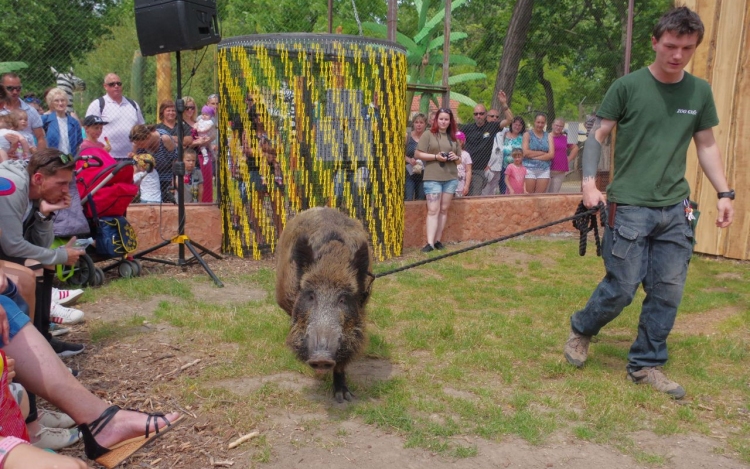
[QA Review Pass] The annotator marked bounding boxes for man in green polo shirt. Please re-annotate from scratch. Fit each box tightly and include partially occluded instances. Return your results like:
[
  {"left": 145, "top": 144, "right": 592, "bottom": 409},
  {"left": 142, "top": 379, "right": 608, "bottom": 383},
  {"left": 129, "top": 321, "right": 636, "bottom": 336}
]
[{"left": 563, "top": 6, "right": 734, "bottom": 399}]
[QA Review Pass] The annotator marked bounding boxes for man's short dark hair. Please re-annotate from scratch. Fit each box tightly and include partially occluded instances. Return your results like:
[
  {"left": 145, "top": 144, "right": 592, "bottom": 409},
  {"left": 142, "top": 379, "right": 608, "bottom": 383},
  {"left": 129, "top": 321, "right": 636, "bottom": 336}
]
[
  {"left": 653, "top": 6, "right": 704, "bottom": 45},
  {"left": 27, "top": 148, "right": 75, "bottom": 177}
]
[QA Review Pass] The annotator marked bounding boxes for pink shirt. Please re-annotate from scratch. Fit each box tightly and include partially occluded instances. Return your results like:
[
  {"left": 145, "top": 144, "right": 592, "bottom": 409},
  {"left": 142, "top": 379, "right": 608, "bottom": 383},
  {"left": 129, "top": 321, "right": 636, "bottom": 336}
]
[
  {"left": 551, "top": 134, "right": 575, "bottom": 172},
  {"left": 505, "top": 163, "right": 526, "bottom": 194}
]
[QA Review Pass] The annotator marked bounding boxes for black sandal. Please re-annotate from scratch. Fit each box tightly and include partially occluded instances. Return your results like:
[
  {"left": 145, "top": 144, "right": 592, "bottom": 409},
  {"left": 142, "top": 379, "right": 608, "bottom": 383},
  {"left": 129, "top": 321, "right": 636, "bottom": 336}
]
[{"left": 78, "top": 405, "right": 181, "bottom": 469}]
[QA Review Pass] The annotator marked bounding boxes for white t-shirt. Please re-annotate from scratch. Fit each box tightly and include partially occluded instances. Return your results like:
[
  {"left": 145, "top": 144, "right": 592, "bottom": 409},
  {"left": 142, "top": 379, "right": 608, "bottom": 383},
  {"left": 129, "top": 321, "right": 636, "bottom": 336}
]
[
  {"left": 134, "top": 169, "right": 161, "bottom": 203},
  {"left": 57, "top": 116, "right": 70, "bottom": 154},
  {"left": 85, "top": 95, "right": 145, "bottom": 159}
]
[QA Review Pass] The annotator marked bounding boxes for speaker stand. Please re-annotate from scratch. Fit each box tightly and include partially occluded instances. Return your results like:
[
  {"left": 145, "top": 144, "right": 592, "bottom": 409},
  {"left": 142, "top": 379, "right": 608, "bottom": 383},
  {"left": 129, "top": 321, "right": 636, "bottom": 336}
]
[{"left": 133, "top": 50, "right": 224, "bottom": 287}]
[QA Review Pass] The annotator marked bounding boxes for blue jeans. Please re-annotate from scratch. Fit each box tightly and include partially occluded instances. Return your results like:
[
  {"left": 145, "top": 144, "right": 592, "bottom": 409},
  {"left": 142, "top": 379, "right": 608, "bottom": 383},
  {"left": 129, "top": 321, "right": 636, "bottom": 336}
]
[{"left": 570, "top": 202, "right": 694, "bottom": 370}]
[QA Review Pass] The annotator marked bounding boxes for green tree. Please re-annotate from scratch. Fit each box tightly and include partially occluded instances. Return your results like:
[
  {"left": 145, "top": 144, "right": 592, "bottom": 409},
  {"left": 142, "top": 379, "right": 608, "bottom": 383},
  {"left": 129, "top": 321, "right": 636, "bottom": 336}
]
[{"left": 363, "top": 0, "right": 486, "bottom": 117}]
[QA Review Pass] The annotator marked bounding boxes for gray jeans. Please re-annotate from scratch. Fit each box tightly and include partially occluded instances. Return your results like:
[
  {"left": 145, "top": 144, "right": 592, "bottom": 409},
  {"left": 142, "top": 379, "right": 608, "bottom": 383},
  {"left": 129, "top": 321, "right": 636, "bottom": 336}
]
[{"left": 570, "top": 202, "right": 694, "bottom": 370}]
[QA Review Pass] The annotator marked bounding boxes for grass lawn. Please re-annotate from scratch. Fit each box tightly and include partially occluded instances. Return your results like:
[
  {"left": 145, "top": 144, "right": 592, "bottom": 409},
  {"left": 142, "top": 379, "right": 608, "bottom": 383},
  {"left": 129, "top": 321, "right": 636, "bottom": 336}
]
[{"left": 82, "top": 236, "right": 750, "bottom": 464}]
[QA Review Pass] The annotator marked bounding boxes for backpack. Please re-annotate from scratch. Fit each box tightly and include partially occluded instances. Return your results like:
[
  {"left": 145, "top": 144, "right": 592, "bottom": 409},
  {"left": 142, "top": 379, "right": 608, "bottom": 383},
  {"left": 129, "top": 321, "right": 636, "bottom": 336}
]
[{"left": 98, "top": 96, "right": 140, "bottom": 115}]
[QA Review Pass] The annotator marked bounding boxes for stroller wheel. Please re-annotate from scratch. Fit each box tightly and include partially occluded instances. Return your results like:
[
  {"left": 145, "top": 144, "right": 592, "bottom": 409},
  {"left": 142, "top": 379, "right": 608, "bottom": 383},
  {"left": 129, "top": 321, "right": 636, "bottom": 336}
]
[
  {"left": 131, "top": 259, "right": 143, "bottom": 277},
  {"left": 92, "top": 267, "right": 105, "bottom": 287},
  {"left": 65, "top": 254, "right": 94, "bottom": 287},
  {"left": 118, "top": 260, "right": 136, "bottom": 279}
]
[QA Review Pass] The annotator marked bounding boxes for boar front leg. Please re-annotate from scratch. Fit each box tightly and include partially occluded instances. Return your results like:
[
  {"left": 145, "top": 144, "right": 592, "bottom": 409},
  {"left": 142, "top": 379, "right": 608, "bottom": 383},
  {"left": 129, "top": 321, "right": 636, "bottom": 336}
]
[{"left": 333, "top": 365, "right": 353, "bottom": 403}]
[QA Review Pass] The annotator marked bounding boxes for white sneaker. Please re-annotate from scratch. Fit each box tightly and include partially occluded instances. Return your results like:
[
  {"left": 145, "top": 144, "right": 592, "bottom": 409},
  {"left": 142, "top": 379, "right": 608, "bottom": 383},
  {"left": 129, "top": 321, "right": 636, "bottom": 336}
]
[
  {"left": 51, "top": 287, "right": 84, "bottom": 306},
  {"left": 38, "top": 409, "right": 76, "bottom": 428},
  {"left": 50, "top": 303, "right": 85, "bottom": 325},
  {"left": 31, "top": 426, "right": 81, "bottom": 450}
]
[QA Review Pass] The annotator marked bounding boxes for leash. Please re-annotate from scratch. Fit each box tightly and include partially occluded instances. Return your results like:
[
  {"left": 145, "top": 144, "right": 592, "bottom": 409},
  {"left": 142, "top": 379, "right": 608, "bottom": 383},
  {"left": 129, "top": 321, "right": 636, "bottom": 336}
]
[{"left": 374, "top": 202, "right": 604, "bottom": 279}]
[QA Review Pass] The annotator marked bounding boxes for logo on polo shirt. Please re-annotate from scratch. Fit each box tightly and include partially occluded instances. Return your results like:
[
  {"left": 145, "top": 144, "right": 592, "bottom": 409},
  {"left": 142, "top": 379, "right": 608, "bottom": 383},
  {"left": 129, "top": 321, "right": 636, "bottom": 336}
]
[
  {"left": 676, "top": 109, "right": 697, "bottom": 115},
  {"left": 0, "top": 177, "right": 16, "bottom": 196}
]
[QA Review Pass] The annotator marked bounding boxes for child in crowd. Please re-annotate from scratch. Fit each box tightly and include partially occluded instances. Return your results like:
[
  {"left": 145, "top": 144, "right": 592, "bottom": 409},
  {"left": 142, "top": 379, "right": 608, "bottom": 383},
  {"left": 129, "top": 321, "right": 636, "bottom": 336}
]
[
  {"left": 79, "top": 115, "right": 109, "bottom": 152},
  {"left": 504, "top": 147, "right": 527, "bottom": 195},
  {"left": 454, "top": 131, "right": 473, "bottom": 197},
  {"left": 0, "top": 113, "right": 32, "bottom": 161},
  {"left": 177, "top": 148, "right": 203, "bottom": 203},
  {"left": 194, "top": 106, "right": 216, "bottom": 165},
  {"left": 11, "top": 110, "right": 36, "bottom": 156}
]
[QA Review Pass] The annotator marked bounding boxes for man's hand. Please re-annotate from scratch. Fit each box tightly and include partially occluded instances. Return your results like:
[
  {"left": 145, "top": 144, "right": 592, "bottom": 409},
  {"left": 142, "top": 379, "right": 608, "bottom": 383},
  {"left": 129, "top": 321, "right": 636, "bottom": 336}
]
[
  {"left": 582, "top": 182, "right": 606, "bottom": 209},
  {"left": 63, "top": 237, "right": 83, "bottom": 266},
  {"left": 497, "top": 90, "right": 508, "bottom": 106},
  {"left": 716, "top": 198, "right": 734, "bottom": 228},
  {"left": 39, "top": 193, "right": 72, "bottom": 215}
]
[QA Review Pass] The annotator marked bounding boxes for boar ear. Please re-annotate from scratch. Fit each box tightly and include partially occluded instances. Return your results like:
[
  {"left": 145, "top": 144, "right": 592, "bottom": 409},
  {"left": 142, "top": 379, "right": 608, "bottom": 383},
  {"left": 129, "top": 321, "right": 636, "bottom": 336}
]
[
  {"left": 352, "top": 242, "right": 373, "bottom": 304},
  {"left": 293, "top": 236, "right": 314, "bottom": 279}
]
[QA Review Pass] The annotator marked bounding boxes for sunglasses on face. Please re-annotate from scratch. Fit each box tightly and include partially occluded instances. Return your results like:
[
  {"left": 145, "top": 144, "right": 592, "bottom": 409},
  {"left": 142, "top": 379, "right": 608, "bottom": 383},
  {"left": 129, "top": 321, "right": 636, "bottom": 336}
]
[
  {"left": 5, "top": 86, "right": 22, "bottom": 92},
  {"left": 185, "top": 106, "right": 196, "bottom": 110},
  {"left": 487, "top": 114, "right": 499, "bottom": 118},
  {"left": 106, "top": 82, "right": 122, "bottom": 87},
  {"left": 474, "top": 111, "right": 486, "bottom": 116}
]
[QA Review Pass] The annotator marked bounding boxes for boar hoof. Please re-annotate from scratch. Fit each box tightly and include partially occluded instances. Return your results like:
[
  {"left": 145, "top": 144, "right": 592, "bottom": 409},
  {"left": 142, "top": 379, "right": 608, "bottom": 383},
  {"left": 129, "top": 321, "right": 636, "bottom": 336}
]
[{"left": 333, "top": 370, "right": 353, "bottom": 403}]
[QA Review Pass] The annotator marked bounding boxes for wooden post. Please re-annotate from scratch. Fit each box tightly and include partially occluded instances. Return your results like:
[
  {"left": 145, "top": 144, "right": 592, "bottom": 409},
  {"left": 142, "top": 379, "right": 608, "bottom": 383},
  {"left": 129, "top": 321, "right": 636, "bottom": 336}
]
[{"left": 156, "top": 53, "right": 172, "bottom": 108}]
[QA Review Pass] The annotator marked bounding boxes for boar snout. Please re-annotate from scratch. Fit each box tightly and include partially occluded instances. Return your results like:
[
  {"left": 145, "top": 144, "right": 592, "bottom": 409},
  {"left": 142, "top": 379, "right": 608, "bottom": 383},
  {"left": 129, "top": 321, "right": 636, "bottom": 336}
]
[{"left": 305, "top": 328, "right": 340, "bottom": 374}]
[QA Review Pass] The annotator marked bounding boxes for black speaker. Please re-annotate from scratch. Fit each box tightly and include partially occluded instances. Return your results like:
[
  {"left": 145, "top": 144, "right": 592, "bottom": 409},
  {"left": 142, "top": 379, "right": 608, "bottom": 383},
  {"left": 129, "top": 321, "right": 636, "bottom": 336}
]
[{"left": 134, "top": 0, "right": 221, "bottom": 57}]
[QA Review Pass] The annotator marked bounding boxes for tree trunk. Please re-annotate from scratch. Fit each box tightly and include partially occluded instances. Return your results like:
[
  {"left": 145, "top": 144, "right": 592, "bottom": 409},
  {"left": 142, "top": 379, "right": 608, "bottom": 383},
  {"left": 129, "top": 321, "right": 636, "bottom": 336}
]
[
  {"left": 536, "top": 57, "right": 555, "bottom": 130},
  {"left": 492, "top": 0, "right": 534, "bottom": 109}
]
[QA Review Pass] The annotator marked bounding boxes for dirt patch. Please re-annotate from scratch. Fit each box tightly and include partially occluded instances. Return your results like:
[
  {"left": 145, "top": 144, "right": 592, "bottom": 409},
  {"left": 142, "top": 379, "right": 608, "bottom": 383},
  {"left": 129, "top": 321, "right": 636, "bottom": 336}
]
[{"left": 672, "top": 306, "right": 742, "bottom": 336}]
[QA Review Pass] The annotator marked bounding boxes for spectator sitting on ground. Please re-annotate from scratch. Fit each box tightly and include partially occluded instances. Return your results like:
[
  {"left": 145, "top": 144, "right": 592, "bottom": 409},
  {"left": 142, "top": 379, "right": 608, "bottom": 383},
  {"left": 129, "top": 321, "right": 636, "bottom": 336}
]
[
  {"left": 460, "top": 90, "right": 513, "bottom": 195},
  {"left": 1, "top": 260, "right": 181, "bottom": 467},
  {"left": 85, "top": 73, "right": 144, "bottom": 160}
]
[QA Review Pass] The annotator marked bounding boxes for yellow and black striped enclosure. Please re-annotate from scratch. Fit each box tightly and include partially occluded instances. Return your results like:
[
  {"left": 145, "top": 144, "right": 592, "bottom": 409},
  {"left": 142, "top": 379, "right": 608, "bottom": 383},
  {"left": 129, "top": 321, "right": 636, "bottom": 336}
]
[{"left": 217, "top": 34, "right": 407, "bottom": 260}]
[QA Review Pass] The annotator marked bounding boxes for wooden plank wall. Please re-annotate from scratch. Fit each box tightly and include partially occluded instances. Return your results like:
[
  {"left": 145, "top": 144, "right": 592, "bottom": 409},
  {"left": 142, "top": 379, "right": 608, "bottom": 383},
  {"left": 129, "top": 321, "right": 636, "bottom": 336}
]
[{"left": 683, "top": 0, "right": 749, "bottom": 260}]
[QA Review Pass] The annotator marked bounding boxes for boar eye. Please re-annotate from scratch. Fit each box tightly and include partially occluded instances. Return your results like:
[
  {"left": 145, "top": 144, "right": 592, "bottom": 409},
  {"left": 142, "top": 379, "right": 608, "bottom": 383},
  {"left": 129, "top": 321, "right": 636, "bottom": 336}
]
[{"left": 306, "top": 291, "right": 315, "bottom": 302}]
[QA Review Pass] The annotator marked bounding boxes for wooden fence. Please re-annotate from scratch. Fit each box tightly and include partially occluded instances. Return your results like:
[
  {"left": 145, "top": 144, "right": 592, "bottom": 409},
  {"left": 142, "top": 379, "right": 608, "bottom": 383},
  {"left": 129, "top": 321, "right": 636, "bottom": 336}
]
[{"left": 683, "top": 0, "right": 749, "bottom": 260}]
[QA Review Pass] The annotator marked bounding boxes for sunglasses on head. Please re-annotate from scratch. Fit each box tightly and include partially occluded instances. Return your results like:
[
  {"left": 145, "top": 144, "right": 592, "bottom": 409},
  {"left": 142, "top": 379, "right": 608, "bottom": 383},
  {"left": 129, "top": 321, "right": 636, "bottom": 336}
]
[
  {"left": 106, "top": 81, "right": 122, "bottom": 87},
  {"left": 5, "top": 86, "right": 22, "bottom": 92},
  {"left": 37, "top": 153, "right": 73, "bottom": 170},
  {"left": 437, "top": 108, "right": 452, "bottom": 114}
]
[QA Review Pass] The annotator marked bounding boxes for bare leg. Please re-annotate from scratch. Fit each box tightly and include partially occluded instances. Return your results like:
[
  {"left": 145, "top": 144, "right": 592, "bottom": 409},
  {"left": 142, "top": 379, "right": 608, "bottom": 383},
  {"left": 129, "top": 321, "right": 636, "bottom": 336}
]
[
  {"left": 525, "top": 178, "right": 536, "bottom": 194},
  {"left": 5, "top": 324, "right": 179, "bottom": 449},
  {"left": 435, "top": 192, "right": 453, "bottom": 243},
  {"left": 425, "top": 193, "right": 441, "bottom": 246},
  {"left": 534, "top": 178, "right": 550, "bottom": 193}
]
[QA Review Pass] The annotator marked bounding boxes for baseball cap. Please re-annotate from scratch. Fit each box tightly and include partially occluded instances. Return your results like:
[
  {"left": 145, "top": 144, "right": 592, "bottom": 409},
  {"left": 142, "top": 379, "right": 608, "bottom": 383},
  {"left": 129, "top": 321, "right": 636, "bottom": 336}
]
[
  {"left": 83, "top": 115, "right": 109, "bottom": 127},
  {"left": 0, "top": 177, "right": 16, "bottom": 196}
]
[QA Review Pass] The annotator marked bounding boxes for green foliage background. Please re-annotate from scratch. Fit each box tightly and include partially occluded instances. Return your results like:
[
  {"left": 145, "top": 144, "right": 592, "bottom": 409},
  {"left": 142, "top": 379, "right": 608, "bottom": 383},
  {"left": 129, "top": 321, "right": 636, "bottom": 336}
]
[{"left": 6, "top": 0, "right": 671, "bottom": 124}]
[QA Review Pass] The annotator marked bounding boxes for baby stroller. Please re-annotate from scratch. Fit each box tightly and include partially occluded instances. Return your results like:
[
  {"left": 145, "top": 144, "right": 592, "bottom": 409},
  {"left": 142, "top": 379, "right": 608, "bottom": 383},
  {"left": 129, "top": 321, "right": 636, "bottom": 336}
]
[{"left": 53, "top": 147, "right": 145, "bottom": 286}]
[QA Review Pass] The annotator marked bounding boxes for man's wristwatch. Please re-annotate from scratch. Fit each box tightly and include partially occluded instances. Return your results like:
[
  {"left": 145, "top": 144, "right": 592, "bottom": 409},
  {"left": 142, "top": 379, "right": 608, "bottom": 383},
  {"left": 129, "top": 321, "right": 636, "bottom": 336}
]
[
  {"left": 717, "top": 189, "right": 735, "bottom": 200},
  {"left": 35, "top": 210, "right": 54, "bottom": 222}
]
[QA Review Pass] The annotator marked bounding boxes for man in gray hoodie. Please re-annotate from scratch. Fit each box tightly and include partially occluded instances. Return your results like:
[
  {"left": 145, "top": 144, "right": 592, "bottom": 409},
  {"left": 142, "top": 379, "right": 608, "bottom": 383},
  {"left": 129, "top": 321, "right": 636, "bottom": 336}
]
[{"left": 0, "top": 148, "right": 84, "bottom": 356}]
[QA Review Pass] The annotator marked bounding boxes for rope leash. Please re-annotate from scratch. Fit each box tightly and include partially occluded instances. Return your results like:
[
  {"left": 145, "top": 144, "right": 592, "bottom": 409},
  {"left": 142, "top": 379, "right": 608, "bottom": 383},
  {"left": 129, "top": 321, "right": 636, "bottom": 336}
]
[{"left": 374, "top": 202, "right": 604, "bottom": 279}]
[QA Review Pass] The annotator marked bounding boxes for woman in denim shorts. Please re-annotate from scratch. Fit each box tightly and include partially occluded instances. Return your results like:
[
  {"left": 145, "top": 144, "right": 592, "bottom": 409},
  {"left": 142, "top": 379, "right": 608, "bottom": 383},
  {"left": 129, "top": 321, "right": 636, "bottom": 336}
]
[
  {"left": 522, "top": 113, "right": 554, "bottom": 193},
  {"left": 414, "top": 109, "right": 460, "bottom": 253}
]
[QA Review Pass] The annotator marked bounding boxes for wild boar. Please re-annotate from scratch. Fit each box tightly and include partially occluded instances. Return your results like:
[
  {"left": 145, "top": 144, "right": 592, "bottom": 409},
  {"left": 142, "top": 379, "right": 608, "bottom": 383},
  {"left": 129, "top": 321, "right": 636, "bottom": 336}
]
[{"left": 275, "top": 207, "right": 374, "bottom": 402}]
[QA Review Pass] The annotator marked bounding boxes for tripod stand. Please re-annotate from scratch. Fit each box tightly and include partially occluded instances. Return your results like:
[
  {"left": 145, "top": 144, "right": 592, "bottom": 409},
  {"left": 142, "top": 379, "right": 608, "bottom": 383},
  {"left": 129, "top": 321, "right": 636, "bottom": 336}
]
[{"left": 133, "top": 50, "right": 224, "bottom": 287}]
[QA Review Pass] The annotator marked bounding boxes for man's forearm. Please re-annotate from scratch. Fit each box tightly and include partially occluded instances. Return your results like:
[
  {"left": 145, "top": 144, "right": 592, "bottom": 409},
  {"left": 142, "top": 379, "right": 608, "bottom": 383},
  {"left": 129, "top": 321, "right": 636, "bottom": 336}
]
[{"left": 581, "top": 117, "right": 607, "bottom": 188}]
